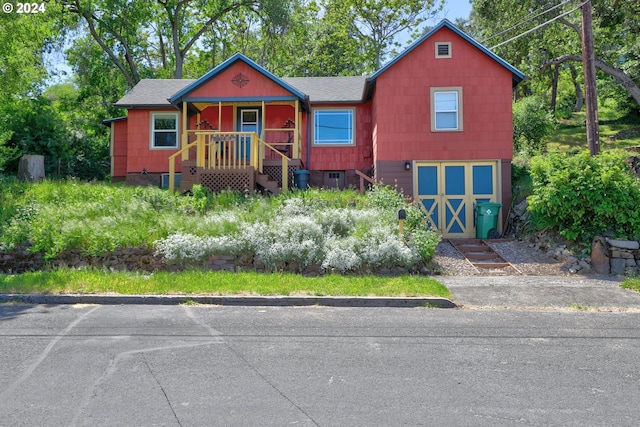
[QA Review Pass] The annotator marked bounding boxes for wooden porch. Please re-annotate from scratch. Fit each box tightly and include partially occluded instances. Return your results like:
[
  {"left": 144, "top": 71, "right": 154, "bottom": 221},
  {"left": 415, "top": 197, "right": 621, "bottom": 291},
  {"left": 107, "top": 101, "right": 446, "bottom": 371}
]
[
  {"left": 168, "top": 100, "right": 304, "bottom": 195},
  {"left": 168, "top": 130, "right": 302, "bottom": 194}
]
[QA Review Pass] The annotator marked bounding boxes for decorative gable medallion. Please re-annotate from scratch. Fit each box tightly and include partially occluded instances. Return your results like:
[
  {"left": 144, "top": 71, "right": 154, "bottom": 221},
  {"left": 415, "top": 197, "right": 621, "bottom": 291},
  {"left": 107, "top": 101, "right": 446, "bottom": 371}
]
[{"left": 231, "top": 73, "right": 250, "bottom": 88}]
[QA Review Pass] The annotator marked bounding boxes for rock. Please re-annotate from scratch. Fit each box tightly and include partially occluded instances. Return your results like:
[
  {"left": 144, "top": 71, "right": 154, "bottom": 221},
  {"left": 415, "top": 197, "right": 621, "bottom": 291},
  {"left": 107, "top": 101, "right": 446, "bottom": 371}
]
[
  {"left": 606, "top": 238, "right": 640, "bottom": 250},
  {"left": 610, "top": 258, "right": 628, "bottom": 275},
  {"left": 17, "top": 155, "right": 45, "bottom": 182},
  {"left": 591, "top": 236, "right": 610, "bottom": 274},
  {"left": 513, "top": 199, "right": 528, "bottom": 217},
  {"left": 611, "top": 249, "right": 634, "bottom": 259}
]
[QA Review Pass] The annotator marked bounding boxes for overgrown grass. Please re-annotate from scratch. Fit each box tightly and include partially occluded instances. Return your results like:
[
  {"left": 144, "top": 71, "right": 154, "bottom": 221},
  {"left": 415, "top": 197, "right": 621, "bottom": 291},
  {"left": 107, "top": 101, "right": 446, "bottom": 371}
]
[
  {"left": 621, "top": 277, "right": 640, "bottom": 293},
  {"left": 0, "top": 179, "right": 376, "bottom": 259},
  {"left": 0, "top": 269, "right": 451, "bottom": 298},
  {"left": 547, "top": 101, "right": 640, "bottom": 151},
  {"left": 1, "top": 178, "right": 441, "bottom": 284}
]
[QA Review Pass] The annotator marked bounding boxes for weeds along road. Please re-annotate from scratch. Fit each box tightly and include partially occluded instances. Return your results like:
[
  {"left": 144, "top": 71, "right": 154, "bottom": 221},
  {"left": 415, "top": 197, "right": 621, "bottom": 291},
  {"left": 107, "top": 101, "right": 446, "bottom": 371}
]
[{"left": 1, "top": 304, "right": 639, "bottom": 426}]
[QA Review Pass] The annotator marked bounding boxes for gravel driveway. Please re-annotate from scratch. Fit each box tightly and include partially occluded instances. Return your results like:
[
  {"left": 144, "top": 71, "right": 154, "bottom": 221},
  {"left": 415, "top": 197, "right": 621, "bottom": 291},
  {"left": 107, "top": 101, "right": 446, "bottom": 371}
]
[{"left": 433, "top": 239, "right": 574, "bottom": 276}]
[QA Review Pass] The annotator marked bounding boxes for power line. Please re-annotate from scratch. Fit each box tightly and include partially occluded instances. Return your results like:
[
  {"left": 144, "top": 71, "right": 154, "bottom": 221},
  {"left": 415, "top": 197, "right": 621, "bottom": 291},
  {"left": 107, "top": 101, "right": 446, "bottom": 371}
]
[
  {"left": 490, "top": 1, "right": 588, "bottom": 50},
  {"left": 481, "top": 0, "right": 573, "bottom": 44}
]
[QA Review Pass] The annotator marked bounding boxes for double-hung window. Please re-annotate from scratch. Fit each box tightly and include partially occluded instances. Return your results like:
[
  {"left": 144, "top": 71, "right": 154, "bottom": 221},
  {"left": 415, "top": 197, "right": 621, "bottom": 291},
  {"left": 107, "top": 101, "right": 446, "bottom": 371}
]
[
  {"left": 431, "top": 87, "right": 463, "bottom": 131},
  {"left": 151, "top": 113, "right": 179, "bottom": 149},
  {"left": 313, "top": 109, "right": 355, "bottom": 146}
]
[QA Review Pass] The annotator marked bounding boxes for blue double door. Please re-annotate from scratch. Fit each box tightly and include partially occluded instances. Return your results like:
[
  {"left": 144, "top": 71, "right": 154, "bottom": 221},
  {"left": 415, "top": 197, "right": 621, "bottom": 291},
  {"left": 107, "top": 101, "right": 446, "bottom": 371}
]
[{"left": 416, "top": 161, "right": 498, "bottom": 238}]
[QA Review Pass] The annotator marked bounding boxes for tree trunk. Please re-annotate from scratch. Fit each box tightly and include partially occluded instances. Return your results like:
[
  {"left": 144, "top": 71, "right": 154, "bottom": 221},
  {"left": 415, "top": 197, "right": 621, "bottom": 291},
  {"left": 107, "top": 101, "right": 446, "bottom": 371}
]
[
  {"left": 550, "top": 64, "right": 559, "bottom": 113},
  {"left": 569, "top": 64, "right": 584, "bottom": 112},
  {"left": 542, "top": 54, "right": 640, "bottom": 108}
]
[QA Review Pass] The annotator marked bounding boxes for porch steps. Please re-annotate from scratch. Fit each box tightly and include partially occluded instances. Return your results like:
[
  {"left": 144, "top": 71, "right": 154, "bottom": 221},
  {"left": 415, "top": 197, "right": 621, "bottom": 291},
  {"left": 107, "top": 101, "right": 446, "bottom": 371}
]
[
  {"left": 256, "top": 173, "right": 281, "bottom": 195},
  {"left": 449, "top": 239, "right": 522, "bottom": 274}
]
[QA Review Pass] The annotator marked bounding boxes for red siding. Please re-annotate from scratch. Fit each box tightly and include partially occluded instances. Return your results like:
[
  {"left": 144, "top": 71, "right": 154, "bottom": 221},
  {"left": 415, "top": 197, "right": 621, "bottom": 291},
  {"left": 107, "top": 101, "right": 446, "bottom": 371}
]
[
  {"left": 308, "top": 102, "right": 373, "bottom": 171},
  {"left": 189, "top": 62, "right": 293, "bottom": 99},
  {"left": 111, "top": 120, "right": 128, "bottom": 177},
  {"left": 373, "top": 26, "right": 514, "bottom": 163},
  {"left": 126, "top": 109, "right": 180, "bottom": 173}
]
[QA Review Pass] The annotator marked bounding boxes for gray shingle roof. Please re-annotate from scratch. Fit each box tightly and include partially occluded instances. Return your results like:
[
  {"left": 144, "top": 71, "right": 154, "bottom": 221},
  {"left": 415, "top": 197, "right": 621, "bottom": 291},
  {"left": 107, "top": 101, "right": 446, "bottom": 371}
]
[
  {"left": 283, "top": 76, "right": 367, "bottom": 103},
  {"left": 114, "top": 79, "right": 195, "bottom": 108},
  {"left": 114, "top": 75, "right": 368, "bottom": 108}
]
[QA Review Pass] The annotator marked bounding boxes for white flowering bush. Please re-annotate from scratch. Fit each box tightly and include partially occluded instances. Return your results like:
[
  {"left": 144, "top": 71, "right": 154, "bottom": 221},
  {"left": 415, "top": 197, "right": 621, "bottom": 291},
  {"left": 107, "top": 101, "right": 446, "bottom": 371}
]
[
  {"left": 356, "top": 226, "right": 417, "bottom": 268},
  {"left": 322, "top": 236, "right": 362, "bottom": 272},
  {"left": 314, "top": 208, "right": 356, "bottom": 237},
  {"left": 255, "top": 216, "right": 325, "bottom": 270},
  {"left": 154, "top": 233, "right": 213, "bottom": 263},
  {"left": 153, "top": 187, "right": 441, "bottom": 273}
]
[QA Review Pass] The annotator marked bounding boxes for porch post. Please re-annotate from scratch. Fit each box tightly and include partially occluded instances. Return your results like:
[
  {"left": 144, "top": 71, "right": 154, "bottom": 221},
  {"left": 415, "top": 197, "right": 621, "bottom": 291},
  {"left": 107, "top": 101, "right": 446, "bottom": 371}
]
[
  {"left": 293, "top": 99, "right": 300, "bottom": 159},
  {"left": 181, "top": 102, "right": 188, "bottom": 161},
  {"left": 261, "top": 101, "right": 266, "bottom": 141}
]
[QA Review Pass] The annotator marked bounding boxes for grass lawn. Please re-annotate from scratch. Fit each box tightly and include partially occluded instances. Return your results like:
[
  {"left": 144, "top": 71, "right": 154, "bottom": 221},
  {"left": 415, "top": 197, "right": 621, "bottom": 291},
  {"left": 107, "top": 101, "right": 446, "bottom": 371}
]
[
  {"left": 0, "top": 269, "right": 451, "bottom": 298},
  {"left": 547, "top": 105, "right": 640, "bottom": 152}
]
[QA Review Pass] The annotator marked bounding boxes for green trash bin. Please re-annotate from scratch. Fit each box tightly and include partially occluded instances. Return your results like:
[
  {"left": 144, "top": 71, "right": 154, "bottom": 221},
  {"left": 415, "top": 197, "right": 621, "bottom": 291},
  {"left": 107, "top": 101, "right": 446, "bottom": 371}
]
[{"left": 475, "top": 202, "right": 502, "bottom": 239}]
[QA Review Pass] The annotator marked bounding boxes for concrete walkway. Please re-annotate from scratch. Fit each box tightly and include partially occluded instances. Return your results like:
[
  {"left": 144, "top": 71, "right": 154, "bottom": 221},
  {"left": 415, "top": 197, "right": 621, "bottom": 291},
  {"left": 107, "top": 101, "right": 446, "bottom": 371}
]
[{"left": 440, "top": 275, "right": 640, "bottom": 310}]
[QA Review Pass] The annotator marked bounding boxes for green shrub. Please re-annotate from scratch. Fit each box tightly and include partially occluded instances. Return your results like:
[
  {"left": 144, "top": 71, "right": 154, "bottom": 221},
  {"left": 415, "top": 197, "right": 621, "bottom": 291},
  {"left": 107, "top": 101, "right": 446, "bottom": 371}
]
[
  {"left": 528, "top": 150, "right": 640, "bottom": 240},
  {"left": 513, "top": 95, "right": 555, "bottom": 154}
]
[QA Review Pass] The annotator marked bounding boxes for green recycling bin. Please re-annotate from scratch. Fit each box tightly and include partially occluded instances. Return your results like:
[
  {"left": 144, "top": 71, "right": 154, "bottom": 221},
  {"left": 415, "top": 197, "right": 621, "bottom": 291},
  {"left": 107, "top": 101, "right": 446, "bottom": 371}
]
[{"left": 475, "top": 202, "right": 502, "bottom": 239}]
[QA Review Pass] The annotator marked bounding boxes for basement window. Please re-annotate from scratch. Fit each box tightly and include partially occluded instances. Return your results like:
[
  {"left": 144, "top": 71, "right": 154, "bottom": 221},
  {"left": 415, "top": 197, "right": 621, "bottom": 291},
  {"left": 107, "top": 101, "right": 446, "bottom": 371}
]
[{"left": 435, "top": 42, "right": 452, "bottom": 58}]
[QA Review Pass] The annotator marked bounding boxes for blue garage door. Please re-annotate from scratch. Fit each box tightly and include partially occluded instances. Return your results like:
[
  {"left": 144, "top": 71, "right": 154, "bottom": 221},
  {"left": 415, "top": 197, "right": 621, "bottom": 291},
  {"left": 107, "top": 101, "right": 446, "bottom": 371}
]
[{"left": 415, "top": 162, "right": 499, "bottom": 238}]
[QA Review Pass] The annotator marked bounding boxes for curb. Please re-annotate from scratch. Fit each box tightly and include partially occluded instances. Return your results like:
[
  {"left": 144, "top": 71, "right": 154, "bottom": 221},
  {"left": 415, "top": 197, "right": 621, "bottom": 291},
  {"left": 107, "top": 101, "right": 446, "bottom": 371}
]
[{"left": 0, "top": 294, "right": 457, "bottom": 308}]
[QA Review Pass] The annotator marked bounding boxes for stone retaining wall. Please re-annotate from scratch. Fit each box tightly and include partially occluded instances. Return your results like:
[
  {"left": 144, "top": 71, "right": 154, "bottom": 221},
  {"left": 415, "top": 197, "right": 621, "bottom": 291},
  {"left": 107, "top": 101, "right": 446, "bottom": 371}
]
[
  {"left": 591, "top": 236, "right": 640, "bottom": 275},
  {"left": 0, "top": 246, "right": 419, "bottom": 276}
]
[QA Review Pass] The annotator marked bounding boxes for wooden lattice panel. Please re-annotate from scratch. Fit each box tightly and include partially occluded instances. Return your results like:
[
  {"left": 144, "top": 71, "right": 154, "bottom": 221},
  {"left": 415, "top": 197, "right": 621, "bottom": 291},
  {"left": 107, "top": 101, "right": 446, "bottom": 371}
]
[
  {"left": 198, "top": 168, "right": 255, "bottom": 193},
  {"left": 263, "top": 164, "right": 298, "bottom": 187}
]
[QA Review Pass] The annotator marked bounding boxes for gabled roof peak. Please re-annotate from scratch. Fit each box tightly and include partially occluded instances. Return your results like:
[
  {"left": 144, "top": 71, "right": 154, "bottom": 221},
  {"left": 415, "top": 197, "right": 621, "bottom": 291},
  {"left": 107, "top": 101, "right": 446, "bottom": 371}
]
[
  {"left": 168, "top": 53, "right": 308, "bottom": 106},
  {"left": 369, "top": 19, "right": 525, "bottom": 85}
]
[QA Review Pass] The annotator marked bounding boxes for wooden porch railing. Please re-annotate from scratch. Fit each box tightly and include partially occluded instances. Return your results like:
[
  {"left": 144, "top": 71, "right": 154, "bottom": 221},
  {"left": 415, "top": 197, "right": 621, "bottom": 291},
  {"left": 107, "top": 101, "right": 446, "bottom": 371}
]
[
  {"left": 355, "top": 170, "right": 377, "bottom": 195},
  {"left": 168, "top": 131, "right": 291, "bottom": 192}
]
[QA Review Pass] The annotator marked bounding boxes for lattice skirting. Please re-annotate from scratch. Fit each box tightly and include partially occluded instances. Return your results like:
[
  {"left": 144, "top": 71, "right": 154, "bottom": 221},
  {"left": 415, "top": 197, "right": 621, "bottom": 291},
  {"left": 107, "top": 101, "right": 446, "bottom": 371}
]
[
  {"left": 263, "top": 164, "right": 298, "bottom": 187},
  {"left": 179, "top": 166, "right": 255, "bottom": 193},
  {"left": 197, "top": 167, "right": 255, "bottom": 193}
]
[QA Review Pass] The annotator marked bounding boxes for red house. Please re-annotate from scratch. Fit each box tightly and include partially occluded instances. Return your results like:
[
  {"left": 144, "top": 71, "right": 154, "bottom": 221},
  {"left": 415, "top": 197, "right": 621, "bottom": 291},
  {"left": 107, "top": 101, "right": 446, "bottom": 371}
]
[{"left": 105, "top": 20, "right": 524, "bottom": 238}]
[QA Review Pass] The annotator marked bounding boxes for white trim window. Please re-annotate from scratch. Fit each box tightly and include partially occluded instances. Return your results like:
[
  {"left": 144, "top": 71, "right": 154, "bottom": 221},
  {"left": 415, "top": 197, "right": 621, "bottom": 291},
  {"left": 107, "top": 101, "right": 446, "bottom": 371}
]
[
  {"left": 431, "top": 87, "right": 463, "bottom": 131},
  {"left": 313, "top": 109, "right": 355, "bottom": 146},
  {"left": 151, "top": 113, "right": 179, "bottom": 149}
]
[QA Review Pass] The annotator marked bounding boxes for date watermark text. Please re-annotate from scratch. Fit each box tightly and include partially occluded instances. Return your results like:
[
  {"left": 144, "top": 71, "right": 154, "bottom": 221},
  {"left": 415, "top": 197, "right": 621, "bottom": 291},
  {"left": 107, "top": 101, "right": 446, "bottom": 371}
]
[{"left": 3, "top": 3, "right": 47, "bottom": 14}]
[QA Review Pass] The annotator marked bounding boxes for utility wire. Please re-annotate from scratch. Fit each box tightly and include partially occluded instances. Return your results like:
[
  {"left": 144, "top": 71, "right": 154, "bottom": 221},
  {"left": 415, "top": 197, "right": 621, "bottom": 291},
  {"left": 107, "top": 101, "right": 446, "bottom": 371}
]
[
  {"left": 481, "top": 0, "right": 573, "bottom": 43},
  {"left": 490, "top": 0, "right": 589, "bottom": 49}
]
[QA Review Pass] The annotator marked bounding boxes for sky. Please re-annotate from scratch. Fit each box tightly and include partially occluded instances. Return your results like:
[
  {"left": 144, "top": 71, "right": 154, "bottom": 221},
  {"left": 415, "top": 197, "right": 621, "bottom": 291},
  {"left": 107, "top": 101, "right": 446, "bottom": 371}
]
[{"left": 442, "top": 0, "right": 473, "bottom": 21}]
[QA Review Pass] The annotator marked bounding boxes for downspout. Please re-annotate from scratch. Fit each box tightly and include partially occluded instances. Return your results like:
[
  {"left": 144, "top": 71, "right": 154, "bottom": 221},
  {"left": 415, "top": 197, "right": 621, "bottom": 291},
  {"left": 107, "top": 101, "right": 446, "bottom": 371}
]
[{"left": 305, "top": 96, "right": 311, "bottom": 169}]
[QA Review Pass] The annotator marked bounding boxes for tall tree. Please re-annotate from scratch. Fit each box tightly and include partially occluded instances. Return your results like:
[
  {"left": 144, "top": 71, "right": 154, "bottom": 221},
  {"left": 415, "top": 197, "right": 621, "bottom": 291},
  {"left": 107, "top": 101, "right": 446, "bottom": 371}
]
[
  {"left": 323, "top": 0, "right": 443, "bottom": 71},
  {"left": 62, "top": 0, "right": 293, "bottom": 85},
  {"left": 471, "top": 0, "right": 640, "bottom": 112}
]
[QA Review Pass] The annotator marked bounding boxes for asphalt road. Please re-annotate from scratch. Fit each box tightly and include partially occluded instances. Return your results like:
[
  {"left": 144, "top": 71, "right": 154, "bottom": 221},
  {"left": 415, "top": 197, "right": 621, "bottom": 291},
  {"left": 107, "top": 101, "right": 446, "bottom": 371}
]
[{"left": 1, "top": 304, "right": 639, "bottom": 426}]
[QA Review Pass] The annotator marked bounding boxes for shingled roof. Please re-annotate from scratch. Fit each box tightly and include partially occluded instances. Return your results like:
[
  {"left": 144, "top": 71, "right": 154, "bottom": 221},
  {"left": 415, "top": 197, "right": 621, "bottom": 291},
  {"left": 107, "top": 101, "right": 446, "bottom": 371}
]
[
  {"left": 114, "top": 79, "right": 195, "bottom": 108},
  {"left": 114, "top": 75, "right": 367, "bottom": 108},
  {"left": 283, "top": 76, "right": 367, "bottom": 103}
]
